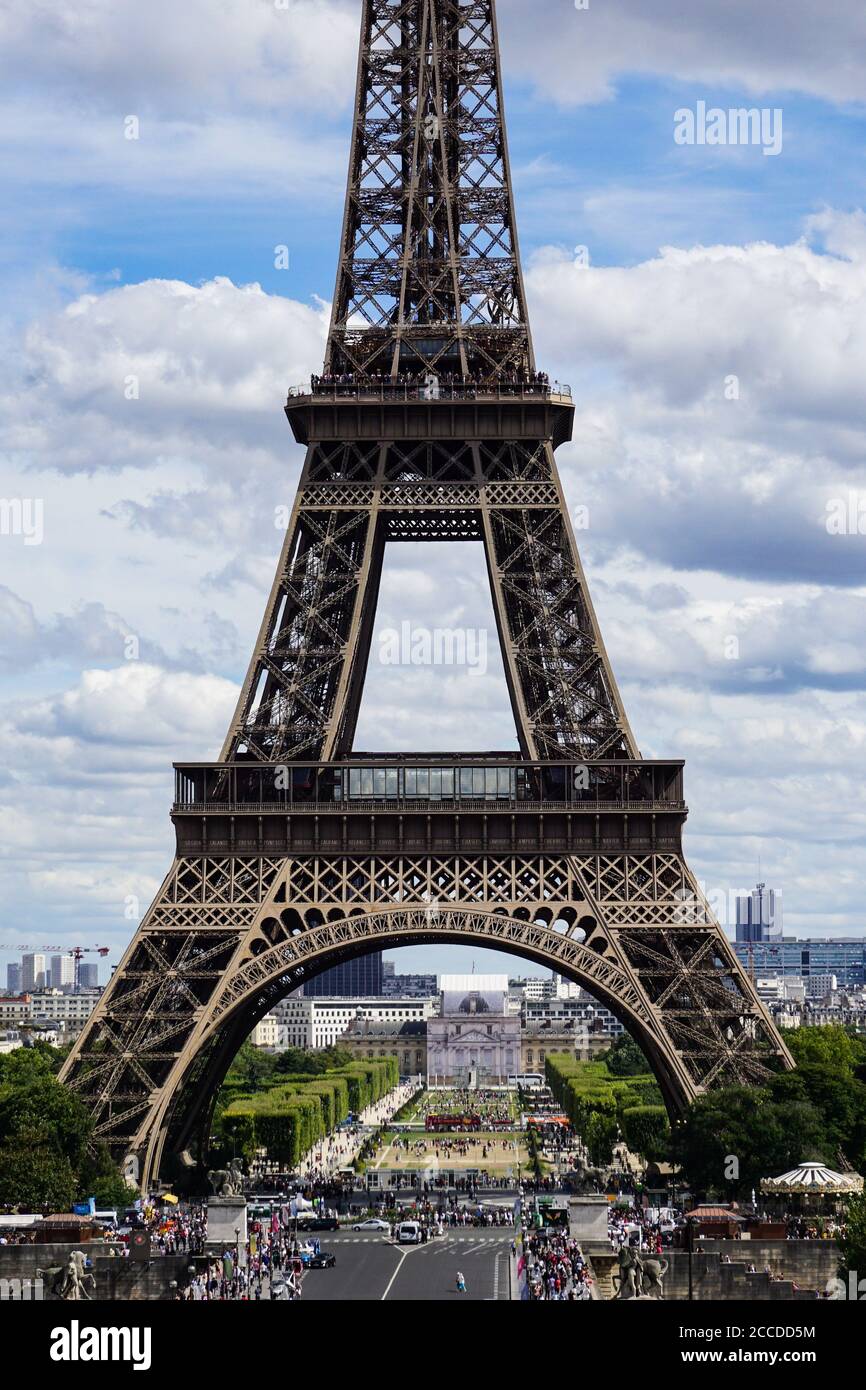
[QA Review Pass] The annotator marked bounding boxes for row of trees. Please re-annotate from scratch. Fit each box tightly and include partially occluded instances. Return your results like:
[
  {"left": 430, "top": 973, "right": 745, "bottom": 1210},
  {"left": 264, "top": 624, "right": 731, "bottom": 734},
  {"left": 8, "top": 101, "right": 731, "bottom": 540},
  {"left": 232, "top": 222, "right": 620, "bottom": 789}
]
[
  {"left": 0, "top": 1045, "right": 130, "bottom": 1211},
  {"left": 548, "top": 1027, "right": 866, "bottom": 1201},
  {"left": 671, "top": 1026, "right": 866, "bottom": 1198},
  {"left": 216, "top": 1054, "right": 399, "bottom": 1169},
  {"left": 544, "top": 1050, "right": 670, "bottom": 1166}
]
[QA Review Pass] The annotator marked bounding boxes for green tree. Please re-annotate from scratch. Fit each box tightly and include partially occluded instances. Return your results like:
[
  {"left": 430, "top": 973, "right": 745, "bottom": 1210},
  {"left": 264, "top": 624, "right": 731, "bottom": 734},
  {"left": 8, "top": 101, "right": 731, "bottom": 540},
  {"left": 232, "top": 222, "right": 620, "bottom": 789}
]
[
  {"left": 621, "top": 1105, "right": 671, "bottom": 1163},
  {"left": 783, "top": 1026, "right": 865, "bottom": 1075},
  {"left": 0, "top": 1044, "right": 61, "bottom": 1087},
  {"left": 79, "top": 1142, "right": 134, "bottom": 1208},
  {"left": 0, "top": 1056, "right": 130, "bottom": 1211},
  {"left": 0, "top": 1138, "right": 77, "bottom": 1211},
  {"left": 770, "top": 1064, "right": 866, "bottom": 1165},
  {"left": 225, "top": 1041, "right": 277, "bottom": 1091},
  {"left": 672, "top": 1087, "right": 828, "bottom": 1198},
  {"left": 838, "top": 1192, "right": 866, "bottom": 1279},
  {"left": 585, "top": 1111, "right": 618, "bottom": 1166},
  {"left": 602, "top": 1035, "right": 649, "bottom": 1077},
  {"left": 0, "top": 1073, "right": 93, "bottom": 1170}
]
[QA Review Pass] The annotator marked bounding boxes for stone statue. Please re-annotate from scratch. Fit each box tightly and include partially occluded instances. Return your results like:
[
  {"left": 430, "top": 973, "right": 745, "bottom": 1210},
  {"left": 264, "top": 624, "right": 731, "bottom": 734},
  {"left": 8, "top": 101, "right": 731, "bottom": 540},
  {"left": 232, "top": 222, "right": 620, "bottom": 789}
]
[
  {"left": 36, "top": 1264, "right": 66, "bottom": 1299},
  {"left": 570, "top": 1165, "right": 606, "bottom": 1195},
  {"left": 636, "top": 1253, "right": 668, "bottom": 1299},
  {"left": 208, "top": 1158, "right": 245, "bottom": 1197},
  {"left": 613, "top": 1245, "right": 641, "bottom": 1299},
  {"left": 613, "top": 1246, "right": 668, "bottom": 1300},
  {"left": 58, "top": 1251, "right": 96, "bottom": 1301}
]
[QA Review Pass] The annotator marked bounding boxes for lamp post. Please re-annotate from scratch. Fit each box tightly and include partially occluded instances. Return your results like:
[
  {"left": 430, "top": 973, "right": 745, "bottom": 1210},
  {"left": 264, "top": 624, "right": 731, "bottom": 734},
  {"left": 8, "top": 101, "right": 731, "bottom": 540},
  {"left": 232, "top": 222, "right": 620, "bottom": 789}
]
[{"left": 687, "top": 1216, "right": 697, "bottom": 1302}]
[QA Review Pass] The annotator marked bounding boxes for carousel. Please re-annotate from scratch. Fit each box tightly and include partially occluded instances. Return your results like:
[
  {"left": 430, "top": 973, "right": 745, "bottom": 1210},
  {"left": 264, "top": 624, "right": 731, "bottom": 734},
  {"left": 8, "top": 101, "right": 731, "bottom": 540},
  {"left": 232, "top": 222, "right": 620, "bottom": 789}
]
[{"left": 760, "top": 1161, "right": 863, "bottom": 1216}]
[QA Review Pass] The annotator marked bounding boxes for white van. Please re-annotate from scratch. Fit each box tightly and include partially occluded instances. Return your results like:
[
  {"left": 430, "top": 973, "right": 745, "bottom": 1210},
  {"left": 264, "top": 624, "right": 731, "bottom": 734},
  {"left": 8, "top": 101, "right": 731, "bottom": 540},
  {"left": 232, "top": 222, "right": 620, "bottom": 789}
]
[{"left": 396, "top": 1221, "right": 422, "bottom": 1245}]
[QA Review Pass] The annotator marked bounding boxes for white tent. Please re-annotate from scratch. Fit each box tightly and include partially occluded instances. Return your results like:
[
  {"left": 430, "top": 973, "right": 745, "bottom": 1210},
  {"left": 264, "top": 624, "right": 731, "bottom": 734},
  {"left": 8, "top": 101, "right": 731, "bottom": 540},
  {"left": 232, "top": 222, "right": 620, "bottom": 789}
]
[{"left": 760, "top": 1161, "right": 863, "bottom": 1196}]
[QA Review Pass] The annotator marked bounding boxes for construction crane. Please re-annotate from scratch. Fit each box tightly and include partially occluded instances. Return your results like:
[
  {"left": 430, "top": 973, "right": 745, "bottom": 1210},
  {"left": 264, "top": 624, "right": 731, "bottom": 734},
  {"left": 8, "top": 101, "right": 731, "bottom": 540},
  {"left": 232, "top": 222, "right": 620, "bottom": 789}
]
[{"left": 0, "top": 944, "right": 110, "bottom": 991}]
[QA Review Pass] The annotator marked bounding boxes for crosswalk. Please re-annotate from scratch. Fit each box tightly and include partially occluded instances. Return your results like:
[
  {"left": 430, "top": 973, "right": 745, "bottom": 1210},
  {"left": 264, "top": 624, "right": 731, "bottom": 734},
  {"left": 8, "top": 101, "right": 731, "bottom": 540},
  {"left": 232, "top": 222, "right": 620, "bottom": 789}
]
[
  {"left": 328, "top": 1234, "right": 511, "bottom": 1248},
  {"left": 426, "top": 1240, "right": 506, "bottom": 1256}
]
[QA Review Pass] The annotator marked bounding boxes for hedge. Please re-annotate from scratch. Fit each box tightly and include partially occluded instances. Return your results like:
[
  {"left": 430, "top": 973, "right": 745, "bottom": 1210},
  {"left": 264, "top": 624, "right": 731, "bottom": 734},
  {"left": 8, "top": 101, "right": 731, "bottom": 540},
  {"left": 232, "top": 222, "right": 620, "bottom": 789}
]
[
  {"left": 219, "top": 1057, "right": 398, "bottom": 1165},
  {"left": 620, "top": 1105, "right": 671, "bottom": 1162},
  {"left": 545, "top": 1054, "right": 670, "bottom": 1162}
]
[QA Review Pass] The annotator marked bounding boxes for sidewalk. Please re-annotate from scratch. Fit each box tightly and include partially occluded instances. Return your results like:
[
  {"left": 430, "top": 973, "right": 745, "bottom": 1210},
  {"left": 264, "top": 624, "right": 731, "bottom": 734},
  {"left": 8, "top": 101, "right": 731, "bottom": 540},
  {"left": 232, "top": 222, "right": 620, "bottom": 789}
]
[{"left": 297, "top": 1078, "right": 423, "bottom": 1178}]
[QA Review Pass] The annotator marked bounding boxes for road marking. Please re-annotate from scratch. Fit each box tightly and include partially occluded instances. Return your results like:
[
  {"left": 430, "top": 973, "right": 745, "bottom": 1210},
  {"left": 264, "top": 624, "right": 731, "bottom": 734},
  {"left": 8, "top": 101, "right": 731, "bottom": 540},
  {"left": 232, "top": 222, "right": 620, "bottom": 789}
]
[
  {"left": 381, "top": 1248, "right": 411, "bottom": 1300},
  {"left": 493, "top": 1251, "right": 501, "bottom": 1300}
]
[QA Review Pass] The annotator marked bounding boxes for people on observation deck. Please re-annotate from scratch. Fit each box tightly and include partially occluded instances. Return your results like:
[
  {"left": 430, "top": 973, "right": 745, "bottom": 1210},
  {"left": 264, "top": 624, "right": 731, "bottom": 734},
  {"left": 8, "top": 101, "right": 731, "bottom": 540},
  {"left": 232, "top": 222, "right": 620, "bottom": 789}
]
[{"left": 307, "top": 368, "right": 553, "bottom": 397}]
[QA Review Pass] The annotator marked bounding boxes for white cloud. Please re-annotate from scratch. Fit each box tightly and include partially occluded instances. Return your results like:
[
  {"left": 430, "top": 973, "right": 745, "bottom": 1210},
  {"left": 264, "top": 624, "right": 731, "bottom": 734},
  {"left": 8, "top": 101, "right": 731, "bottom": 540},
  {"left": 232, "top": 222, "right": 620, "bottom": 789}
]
[
  {"left": 498, "top": 0, "right": 866, "bottom": 106},
  {"left": 0, "top": 0, "right": 359, "bottom": 114},
  {"left": 4, "top": 275, "right": 327, "bottom": 476},
  {"left": 0, "top": 664, "right": 239, "bottom": 957},
  {"left": 528, "top": 212, "right": 866, "bottom": 585},
  {"left": 15, "top": 663, "right": 238, "bottom": 749},
  {"left": 2, "top": 211, "right": 865, "bottom": 947}
]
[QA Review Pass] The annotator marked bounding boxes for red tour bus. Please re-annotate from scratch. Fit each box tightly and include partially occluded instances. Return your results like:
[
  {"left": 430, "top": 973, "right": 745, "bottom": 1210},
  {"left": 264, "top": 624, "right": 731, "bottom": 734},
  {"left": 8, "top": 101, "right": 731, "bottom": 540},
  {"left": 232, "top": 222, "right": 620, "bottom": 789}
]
[{"left": 425, "top": 1113, "right": 482, "bottom": 1133}]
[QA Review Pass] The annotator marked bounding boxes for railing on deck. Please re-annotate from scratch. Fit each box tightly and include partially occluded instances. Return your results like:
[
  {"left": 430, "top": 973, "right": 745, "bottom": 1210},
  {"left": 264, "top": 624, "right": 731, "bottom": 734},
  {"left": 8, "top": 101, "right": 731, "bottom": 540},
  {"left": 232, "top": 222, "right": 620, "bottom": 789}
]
[
  {"left": 287, "top": 379, "right": 572, "bottom": 404},
  {"left": 173, "top": 758, "right": 685, "bottom": 815}
]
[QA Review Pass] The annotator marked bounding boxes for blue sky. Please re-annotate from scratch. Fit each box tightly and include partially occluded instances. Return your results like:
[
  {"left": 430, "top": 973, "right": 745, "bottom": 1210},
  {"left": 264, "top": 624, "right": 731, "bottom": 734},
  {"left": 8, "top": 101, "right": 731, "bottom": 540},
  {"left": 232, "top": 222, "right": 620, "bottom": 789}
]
[
  {"left": 1, "top": 0, "right": 865, "bottom": 982},
  {"left": 11, "top": 81, "right": 866, "bottom": 306}
]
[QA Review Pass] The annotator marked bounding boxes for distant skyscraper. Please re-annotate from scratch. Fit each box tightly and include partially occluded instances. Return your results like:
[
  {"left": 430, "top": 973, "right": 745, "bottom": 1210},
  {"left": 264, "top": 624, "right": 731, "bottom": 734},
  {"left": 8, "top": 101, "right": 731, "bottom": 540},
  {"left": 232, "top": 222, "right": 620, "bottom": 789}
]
[
  {"left": 50, "top": 954, "right": 75, "bottom": 990},
  {"left": 21, "top": 953, "right": 47, "bottom": 992},
  {"left": 78, "top": 962, "right": 100, "bottom": 989},
  {"left": 736, "top": 883, "right": 782, "bottom": 943},
  {"left": 734, "top": 938, "right": 866, "bottom": 990},
  {"left": 305, "top": 952, "right": 384, "bottom": 998},
  {"left": 6, "top": 963, "right": 22, "bottom": 993}
]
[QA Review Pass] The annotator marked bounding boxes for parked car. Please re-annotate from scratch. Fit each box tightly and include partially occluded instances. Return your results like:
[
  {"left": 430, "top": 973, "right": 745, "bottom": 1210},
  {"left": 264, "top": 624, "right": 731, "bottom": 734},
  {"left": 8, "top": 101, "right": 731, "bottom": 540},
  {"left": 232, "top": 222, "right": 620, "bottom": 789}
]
[
  {"left": 307, "top": 1251, "right": 337, "bottom": 1269},
  {"left": 352, "top": 1218, "right": 391, "bottom": 1233}
]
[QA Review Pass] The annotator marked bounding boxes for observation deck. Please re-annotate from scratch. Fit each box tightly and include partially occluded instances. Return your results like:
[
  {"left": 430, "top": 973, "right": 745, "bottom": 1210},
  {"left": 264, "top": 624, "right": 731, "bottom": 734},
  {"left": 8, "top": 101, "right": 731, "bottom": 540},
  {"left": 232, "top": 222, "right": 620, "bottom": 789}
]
[
  {"left": 285, "top": 377, "right": 575, "bottom": 448},
  {"left": 171, "top": 756, "right": 687, "bottom": 859}
]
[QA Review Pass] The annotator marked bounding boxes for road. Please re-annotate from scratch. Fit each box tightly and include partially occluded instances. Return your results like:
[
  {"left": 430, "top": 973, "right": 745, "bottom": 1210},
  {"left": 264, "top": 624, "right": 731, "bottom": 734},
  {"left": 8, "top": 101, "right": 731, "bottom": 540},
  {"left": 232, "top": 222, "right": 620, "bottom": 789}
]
[{"left": 295, "top": 1231, "right": 513, "bottom": 1302}]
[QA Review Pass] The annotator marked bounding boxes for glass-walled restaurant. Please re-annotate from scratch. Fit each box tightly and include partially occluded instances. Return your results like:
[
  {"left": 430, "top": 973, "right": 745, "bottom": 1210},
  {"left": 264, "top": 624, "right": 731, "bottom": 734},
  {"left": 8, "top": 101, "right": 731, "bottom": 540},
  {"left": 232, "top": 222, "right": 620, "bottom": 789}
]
[{"left": 174, "top": 760, "right": 685, "bottom": 812}]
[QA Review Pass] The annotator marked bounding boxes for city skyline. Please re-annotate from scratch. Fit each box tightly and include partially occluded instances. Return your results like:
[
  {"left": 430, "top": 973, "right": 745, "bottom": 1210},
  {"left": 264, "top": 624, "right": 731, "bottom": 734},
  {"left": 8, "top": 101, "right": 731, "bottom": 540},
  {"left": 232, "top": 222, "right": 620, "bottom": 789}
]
[{"left": 2, "top": 0, "right": 865, "bottom": 975}]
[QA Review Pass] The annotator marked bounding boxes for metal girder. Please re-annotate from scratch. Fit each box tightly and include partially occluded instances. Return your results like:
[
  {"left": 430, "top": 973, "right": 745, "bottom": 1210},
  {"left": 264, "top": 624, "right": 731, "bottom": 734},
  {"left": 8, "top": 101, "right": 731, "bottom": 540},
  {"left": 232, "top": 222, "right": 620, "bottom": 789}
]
[
  {"left": 221, "top": 433, "right": 637, "bottom": 763},
  {"left": 61, "top": 846, "right": 794, "bottom": 1187},
  {"left": 59, "top": 0, "right": 795, "bottom": 1190},
  {"left": 327, "top": 0, "right": 531, "bottom": 380}
]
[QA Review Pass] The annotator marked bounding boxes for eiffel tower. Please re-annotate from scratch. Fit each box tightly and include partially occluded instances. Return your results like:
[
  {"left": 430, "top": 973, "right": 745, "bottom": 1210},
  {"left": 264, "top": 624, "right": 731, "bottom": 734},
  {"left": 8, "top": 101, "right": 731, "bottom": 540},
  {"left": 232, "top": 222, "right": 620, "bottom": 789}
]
[{"left": 61, "top": 0, "right": 793, "bottom": 1189}]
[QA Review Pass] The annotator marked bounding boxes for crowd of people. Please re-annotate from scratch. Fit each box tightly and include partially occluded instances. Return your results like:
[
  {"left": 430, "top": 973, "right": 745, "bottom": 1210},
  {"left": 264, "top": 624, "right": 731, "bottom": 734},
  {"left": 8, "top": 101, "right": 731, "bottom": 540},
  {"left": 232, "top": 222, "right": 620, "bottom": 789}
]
[
  {"left": 418, "top": 1088, "right": 515, "bottom": 1127},
  {"left": 608, "top": 1203, "right": 670, "bottom": 1255},
  {"left": 307, "top": 368, "right": 555, "bottom": 399},
  {"left": 785, "top": 1214, "right": 847, "bottom": 1241},
  {"left": 174, "top": 1215, "right": 317, "bottom": 1301},
  {"left": 368, "top": 1172, "right": 516, "bottom": 1193},
  {"left": 523, "top": 1230, "right": 592, "bottom": 1301},
  {"left": 389, "top": 1135, "right": 516, "bottom": 1162}
]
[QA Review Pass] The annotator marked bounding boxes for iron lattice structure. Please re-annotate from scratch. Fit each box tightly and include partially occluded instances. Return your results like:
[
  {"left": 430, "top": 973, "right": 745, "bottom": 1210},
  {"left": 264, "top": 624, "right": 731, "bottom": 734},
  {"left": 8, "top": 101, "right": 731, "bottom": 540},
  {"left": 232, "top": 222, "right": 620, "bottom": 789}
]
[{"left": 61, "top": 0, "right": 793, "bottom": 1190}]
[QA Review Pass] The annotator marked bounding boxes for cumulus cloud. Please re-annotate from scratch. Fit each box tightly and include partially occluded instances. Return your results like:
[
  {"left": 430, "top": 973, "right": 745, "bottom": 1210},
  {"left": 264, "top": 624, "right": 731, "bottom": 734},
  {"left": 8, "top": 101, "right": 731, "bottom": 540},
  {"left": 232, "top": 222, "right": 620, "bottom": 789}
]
[
  {"left": 3, "top": 275, "right": 327, "bottom": 477},
  {"left": 0, "top": 586, "right": 174, "bottom": 674},
  {"left": 5, "top": 0, "right": 864, "bottom": 119},
  {"left": 0, "top": 0, "right": 359, "bottom": 114},
  {"left": 0, "top": 664, "right": 239, "bottom": 952},
  {"left": 12, "top": 663, "right": 238, "bottom": 750},
  {"left": 527, "top": 212, "right": 866, "bottom": 586},
  {"left": 498, "top": 0, "right": 866, "bottom": 106},
  {"left": 2, "top": 210, "right": 865, "bottom": 945}
]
